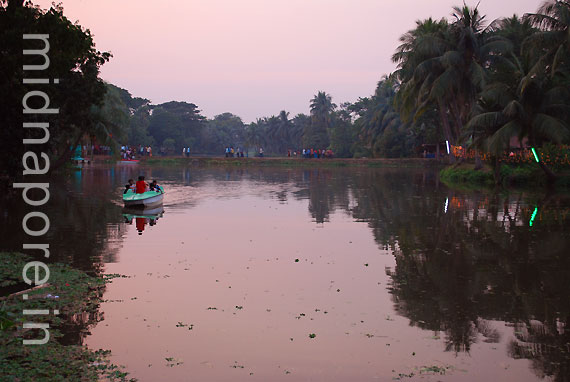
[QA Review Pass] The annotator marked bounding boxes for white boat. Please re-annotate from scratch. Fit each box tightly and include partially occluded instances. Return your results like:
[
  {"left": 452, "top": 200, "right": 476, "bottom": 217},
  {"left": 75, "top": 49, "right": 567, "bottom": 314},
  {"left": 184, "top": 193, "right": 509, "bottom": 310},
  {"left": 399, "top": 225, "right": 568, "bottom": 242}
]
[{"left": 123, "top": 189, "right": 164, "bottom": 208}]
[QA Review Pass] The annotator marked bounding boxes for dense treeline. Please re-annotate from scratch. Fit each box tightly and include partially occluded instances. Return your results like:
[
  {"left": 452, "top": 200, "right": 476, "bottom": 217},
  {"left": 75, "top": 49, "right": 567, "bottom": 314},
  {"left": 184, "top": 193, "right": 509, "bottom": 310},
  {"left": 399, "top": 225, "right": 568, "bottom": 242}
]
[{"left": 2, "top": 1, "right": 569, "bottom": 180}]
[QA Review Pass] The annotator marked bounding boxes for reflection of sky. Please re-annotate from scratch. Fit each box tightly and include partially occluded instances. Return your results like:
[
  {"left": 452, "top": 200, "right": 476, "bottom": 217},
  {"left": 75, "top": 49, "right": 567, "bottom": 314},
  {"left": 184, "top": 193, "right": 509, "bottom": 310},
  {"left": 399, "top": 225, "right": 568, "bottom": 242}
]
[{"left": 84, "top": 167, "right": 556, "bottom": 382}]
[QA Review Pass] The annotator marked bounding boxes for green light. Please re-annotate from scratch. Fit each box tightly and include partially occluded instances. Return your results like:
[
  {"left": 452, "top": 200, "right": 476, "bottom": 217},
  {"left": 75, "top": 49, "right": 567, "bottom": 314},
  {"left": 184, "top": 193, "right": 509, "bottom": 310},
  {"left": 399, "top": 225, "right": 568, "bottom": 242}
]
[
  {"left": 529, "top": 206, "right": 538, "bottom": 227},
  {"left": 531, "top": 147, "right": 540, "bottom": 163}
]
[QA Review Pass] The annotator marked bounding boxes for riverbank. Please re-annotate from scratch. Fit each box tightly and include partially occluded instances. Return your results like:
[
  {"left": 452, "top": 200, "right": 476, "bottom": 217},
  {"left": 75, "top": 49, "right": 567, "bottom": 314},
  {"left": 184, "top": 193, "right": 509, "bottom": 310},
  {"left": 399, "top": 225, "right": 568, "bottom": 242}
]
[
  {"left": 139, "top": 156, "right": 443, "bottom": 168},
  {"left": 440, "top": 163, "right": 570, "bottom": 189},
  {"left": 0, "top": 252, "right": 135, "bottom": 382}
]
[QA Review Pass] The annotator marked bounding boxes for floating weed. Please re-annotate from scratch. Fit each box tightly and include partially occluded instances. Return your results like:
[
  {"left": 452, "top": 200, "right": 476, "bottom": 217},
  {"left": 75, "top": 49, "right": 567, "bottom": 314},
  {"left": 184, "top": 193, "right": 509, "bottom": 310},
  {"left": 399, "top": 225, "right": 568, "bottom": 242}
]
[
  {"left": 165, "top": 357, "right": 184, "bottom": 367},
  {"left": 393, "top": 365, "right": 452, "bottom": 380},
  {"left": 365, "top": 333, "right": 374, "bottom": 338},
  {"left": 309, "top": 333, "right": 316, "bottom": 339},
  {"left": 230, "top": 361, "right": 245, "bottom": 369},
  {"left": 207, "top": 307, "right": 218, "bottom": 310},
  {"left": 294, "top": 259, "right": 299, "bottom": 262},
  {"left": 176, "top": 322, "right": 194, "bottom": 330},
  {"left": 419, "top": 365, "right": 450, "bottom": 375},
  {"left": 365, "top": 263, "right": 369, "bottom": 267},
  {"left": 235, "top": 305, "right": 243, "bottom": 310},
  {"left": 393, "top": 371, "right": 415, "bottom": 380}
]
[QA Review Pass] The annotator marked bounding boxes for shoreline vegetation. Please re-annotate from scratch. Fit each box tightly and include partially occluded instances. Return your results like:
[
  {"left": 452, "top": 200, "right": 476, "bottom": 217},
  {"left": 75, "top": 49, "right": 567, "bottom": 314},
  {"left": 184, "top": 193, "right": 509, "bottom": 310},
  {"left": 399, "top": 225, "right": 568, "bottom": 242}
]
[
  {"left": 440, "top": 162, "right": 570, "bottom": 189},
  {"left": 0, "top": 252, "right": 136, "bottom": 382}
]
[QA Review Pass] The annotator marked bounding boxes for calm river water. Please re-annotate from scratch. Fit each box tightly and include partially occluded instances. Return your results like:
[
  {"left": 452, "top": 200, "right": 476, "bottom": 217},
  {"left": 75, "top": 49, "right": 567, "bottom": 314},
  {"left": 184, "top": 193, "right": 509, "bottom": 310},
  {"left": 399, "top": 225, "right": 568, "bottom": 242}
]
[{"left": 1, "top": 164, "right": 569, "bottom": 381}]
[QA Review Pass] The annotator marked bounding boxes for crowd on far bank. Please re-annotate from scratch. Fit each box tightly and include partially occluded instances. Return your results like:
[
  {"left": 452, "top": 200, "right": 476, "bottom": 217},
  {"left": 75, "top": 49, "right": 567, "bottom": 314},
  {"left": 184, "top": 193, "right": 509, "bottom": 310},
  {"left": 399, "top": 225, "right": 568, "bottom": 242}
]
[
  {"left": 297, "top": 148, "right": 334, "bottom": 158},
  {"left": 224, "top": 146, "right": 248, "bottom": 157},
  {"left": 220, "top": 147, "right": 334, "bottom": 158},
  {"left": 121, "top": 145, "right": 153, "bottom": 160}
]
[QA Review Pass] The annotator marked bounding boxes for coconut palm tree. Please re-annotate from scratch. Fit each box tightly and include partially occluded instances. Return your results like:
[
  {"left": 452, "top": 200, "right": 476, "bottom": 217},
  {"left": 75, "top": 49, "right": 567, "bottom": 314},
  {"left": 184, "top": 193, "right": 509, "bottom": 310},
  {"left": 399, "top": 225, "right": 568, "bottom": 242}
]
[
  {"left": 467, "top": 62, "right": 570, "bottom": 182},
  {"left": 394, "top": 4, "right": 512, "bottom": 150},
  {"left": 523, "top": 0, "right": 570, "bottom": 77},
  {"left": 303, "top": 91, "right": 336, "bottom": 147}
]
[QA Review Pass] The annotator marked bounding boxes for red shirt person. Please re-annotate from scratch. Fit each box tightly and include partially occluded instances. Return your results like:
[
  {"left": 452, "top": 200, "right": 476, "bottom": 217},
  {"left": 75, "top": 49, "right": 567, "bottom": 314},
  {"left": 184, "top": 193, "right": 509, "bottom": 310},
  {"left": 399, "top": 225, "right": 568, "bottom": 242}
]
[{"left": 135, "top": 176, "right": 148, "bottom": 194}]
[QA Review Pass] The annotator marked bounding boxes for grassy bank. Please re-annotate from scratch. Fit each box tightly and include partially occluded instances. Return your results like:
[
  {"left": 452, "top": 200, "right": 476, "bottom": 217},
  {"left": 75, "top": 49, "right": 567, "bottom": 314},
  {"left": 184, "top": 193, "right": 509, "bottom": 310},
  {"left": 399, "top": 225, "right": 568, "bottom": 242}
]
[
  {"left": 440, "top": 163, "right": 570, "bottom": 189},
  {"left": 140, "top": 156, "right": 442, "bottom": 169},
  {"left": 0, "top": 252, "right": 135, "bottom": 382}
]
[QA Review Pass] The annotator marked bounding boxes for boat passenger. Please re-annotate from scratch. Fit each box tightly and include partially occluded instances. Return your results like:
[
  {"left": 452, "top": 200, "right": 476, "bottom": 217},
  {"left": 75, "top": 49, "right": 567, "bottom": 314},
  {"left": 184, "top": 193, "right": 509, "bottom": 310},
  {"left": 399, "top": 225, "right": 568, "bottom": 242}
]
[
  {"left": 124, "top": 178, "right": 135, "bottom": 194},
  {"left": 150, "top": 180, "right": 162, "bottom": 192},
  {"left": 136, "top": 176, "right": 148, "bottom": 194}
]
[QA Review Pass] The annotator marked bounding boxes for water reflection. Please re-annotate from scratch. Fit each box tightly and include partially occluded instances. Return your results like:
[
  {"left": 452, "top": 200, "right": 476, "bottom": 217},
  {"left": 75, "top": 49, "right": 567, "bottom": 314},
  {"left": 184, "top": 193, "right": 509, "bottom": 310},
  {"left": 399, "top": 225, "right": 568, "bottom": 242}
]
[
  {"left": 1, "top": 165, "right": 568, "bottom": 381},
  {"left": 123, "top": 206, "right": 165, "bottom": 235},
  {"left": 381, "top": 189, "right": 570, "bottom": 381}
]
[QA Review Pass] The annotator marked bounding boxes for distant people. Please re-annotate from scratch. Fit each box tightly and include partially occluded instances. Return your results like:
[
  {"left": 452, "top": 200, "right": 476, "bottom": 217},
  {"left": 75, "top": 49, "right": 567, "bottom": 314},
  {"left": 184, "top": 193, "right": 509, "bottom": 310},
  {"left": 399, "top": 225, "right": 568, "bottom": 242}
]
[
  {"left": 136, "top": 176, "right": 148, "bottom": 194},
  {"left": 259, "top": 147, "right": 264, "bottom": 157},
  {"left": 182, "top": 147, "right": 186, "bottom": 157},
  {"left": 124, "top": 178, "right": 135, "bottom": 194},
  {"left": 186, "top": 147, "right": 190, "bottom": 157}
]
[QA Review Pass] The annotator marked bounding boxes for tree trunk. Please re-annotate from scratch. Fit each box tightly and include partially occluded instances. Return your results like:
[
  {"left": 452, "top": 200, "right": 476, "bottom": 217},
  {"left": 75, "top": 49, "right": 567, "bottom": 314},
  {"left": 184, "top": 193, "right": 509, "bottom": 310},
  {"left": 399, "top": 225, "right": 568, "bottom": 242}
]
[
  {"left": 51, "top": 133, "right": 83, "bottom": 171},
  {"left": 449, "top": 99, "right": 464, "bottom": 143},
  {"left": 493, "top": 157, "right": 501, "bottom": 185},
  {"left": 537, "top": 161, "right": 558, "bottom": 183},
  {"left": 436, "top": 143, "right": 440, "bottom": 162},
  {"left": 474, "top": 150, "right": 483, "bottom": 170},
  {"left": 438, "top": 101, "right": 455, "bottom": 164},
  {"left": 528, "top": 136, "right": 557, "bottom": 184}
]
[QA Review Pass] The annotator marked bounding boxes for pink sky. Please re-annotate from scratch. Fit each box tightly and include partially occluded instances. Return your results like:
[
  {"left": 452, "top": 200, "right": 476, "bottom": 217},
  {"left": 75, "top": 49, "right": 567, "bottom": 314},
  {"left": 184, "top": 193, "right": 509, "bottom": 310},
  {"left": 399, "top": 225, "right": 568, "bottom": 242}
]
[{"left": 36, "top": 0, "right": 542, "bottom": 122}]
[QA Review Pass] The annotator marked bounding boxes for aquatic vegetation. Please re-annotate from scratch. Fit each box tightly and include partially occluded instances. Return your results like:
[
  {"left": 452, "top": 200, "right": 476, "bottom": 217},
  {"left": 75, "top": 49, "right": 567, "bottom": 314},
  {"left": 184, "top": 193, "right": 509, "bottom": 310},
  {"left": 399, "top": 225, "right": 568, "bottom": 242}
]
[{"left": 0, "top": 252, "right": 136, "bottom": 382}]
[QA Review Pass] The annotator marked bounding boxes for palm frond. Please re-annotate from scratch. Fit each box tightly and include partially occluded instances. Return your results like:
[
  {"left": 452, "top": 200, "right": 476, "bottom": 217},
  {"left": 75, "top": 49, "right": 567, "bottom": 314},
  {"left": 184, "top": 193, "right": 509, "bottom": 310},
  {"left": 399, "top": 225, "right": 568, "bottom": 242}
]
[
  {"left": 486, "top": 120, "right": 522, "bottom": 154},
  {"left": 533, "top": 113, "right": 570, "bottom": 142}
]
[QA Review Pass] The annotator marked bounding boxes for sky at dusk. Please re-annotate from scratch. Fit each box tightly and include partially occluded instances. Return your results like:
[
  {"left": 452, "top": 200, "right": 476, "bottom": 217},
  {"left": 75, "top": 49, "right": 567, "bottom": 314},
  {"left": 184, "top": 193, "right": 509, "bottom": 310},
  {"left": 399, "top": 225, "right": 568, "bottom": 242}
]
[{"left": 35, "top": 0, "right": 543, "bottom": 122}]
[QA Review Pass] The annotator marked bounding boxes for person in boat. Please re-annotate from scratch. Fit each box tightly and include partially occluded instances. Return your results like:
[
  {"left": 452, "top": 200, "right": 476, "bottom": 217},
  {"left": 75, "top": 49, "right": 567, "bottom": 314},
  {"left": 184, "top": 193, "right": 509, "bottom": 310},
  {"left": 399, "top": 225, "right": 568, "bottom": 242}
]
[
  {"left": 135, "top": 176, "right": 149, "bottom": 194},
  {"left": 124, "top": 178, "right": 135, "bottom": 194},
  {"left": 149, "top": 179, "right": 162, "bottom": 192}
]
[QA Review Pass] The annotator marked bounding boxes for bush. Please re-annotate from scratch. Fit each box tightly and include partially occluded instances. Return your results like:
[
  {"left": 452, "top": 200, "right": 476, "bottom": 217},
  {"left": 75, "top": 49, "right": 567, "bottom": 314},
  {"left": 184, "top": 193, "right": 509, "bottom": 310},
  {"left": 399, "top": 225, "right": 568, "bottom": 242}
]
[{"left": 440, "top": 167, "right": 493, "bottom": 185}]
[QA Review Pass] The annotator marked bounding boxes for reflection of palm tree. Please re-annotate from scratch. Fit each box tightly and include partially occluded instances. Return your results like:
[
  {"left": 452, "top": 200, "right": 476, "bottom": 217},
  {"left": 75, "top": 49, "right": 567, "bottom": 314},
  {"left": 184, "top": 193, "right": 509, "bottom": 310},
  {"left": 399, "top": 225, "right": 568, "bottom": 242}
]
[
  {"left": 508, "top": 320, "right": 570, "bottom": 382},
  {"left": 379, "top": 183, "right": 569, "bottom": 379}
]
